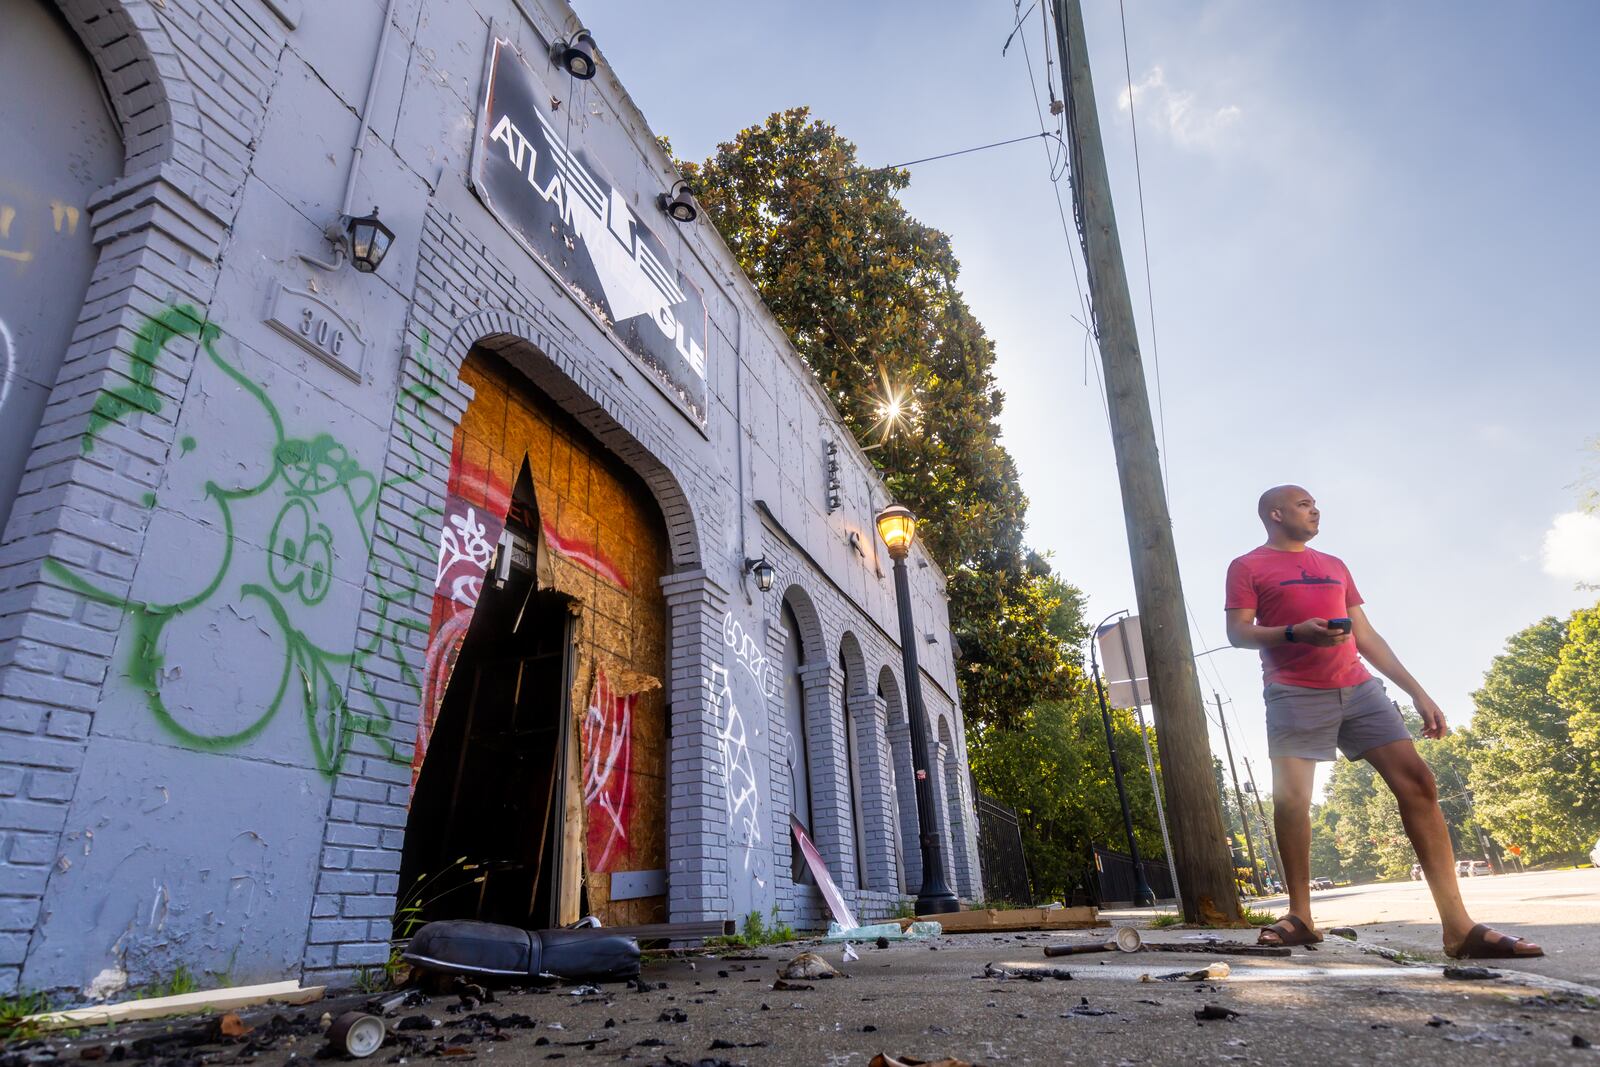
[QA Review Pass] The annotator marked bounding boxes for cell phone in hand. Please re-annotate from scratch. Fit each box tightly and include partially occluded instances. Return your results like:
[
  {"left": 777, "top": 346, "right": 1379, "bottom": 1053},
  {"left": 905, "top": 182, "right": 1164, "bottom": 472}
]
[{"left": 1328, "top": 617, "right": 1352, "bottom": 633}]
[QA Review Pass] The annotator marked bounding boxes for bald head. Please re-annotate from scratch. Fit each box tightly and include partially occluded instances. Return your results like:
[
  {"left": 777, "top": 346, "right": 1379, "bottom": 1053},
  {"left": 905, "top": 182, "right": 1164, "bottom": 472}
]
[
  {"left": 1258, "top": 485, "right": 1320, "bottom": 542},
  {"left": 1258, "top": 485, "right": 1305, "bottom": 524}
]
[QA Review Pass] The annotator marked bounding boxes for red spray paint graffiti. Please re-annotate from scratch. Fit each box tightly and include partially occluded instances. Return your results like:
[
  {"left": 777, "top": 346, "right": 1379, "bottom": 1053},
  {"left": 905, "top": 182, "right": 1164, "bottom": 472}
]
[
  {"left": 582, "top": 667, "right": 635, "bottom": 872},
  {"left": 542, "top": 519, "right": 628, "bottom": 589},
  {"left": 412, "top": 442, "right": 509, "bottom": 787}
]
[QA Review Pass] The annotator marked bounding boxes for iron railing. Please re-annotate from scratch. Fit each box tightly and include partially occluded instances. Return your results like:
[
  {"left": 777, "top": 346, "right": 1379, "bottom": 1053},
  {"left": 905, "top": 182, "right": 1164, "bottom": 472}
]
[
  {"left": 1091, "top": 844, "right": 1175, "bottom": 907},
  {"left": 972, "top": 783, "right": 1033, "bottom": 904}
]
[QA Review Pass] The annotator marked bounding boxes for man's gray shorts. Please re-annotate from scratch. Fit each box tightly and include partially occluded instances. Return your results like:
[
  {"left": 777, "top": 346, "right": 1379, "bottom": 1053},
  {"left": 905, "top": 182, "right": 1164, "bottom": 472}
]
[{"left": 1264, "top": 678, "right": 1411, "bottom": 761}]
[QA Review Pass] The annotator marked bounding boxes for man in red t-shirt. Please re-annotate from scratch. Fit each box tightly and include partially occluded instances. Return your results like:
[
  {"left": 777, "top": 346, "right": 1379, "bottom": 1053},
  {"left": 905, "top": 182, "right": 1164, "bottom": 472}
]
[{"left": 1224, "top": 485, "right": 1541, "bottom": 959}]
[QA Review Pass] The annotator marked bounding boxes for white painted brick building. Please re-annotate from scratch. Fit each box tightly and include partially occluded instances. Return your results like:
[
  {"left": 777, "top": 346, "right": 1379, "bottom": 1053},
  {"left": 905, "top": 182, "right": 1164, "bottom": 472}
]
[{"left": 0, "top": 0, "right": 978, "bottom": 996}]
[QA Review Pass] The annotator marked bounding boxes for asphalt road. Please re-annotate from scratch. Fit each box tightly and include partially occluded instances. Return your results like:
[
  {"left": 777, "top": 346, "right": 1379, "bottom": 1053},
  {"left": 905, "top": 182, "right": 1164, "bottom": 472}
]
[
  {"left": 1230, "top": 868, "right": 1599, "bottom": 984},
  {"left": 204, "top": 931, "right": 1596, "bottom": 1067}
]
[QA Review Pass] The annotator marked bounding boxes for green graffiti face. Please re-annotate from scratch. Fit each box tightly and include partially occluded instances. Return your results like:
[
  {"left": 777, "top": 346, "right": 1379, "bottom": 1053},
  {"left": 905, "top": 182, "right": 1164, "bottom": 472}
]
[
  {"left": 269, "top": 497, "right": 334, "bottom": 606},
  {"left": 47, "top": 307, "right": 444, "bottom": 778}
]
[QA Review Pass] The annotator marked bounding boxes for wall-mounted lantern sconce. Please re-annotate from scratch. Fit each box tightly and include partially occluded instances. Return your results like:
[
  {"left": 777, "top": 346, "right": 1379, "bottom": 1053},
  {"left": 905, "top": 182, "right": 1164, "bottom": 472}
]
[
  {"left": 346, "top": 207, "right": 394, "bottom": 274},
  {"left": 298, "top": 206, "right": 395, "bottom": 276},
  {"left": 659, "top": 180, "right": 698, "bottom": 223},
  {"left": 744, "top": 557, "right": 775, "bottom": 593},
  {"left": 553, "top": 29, "right": 597, "bottom": 80}
]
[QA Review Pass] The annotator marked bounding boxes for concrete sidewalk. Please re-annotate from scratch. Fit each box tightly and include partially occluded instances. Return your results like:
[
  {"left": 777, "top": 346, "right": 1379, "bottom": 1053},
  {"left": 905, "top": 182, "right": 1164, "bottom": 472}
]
[
  {"left": 46, "top": 924, "right": 1596, "bottom": 1067},
  {"left": 1105, "top": 868, "right": 1600, "bottom": 986}
]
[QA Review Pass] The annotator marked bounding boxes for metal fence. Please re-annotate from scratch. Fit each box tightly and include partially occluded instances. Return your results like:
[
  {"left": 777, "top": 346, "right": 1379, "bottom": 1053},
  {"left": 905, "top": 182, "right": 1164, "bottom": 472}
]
[
  {"left": 1091, "top": 844, "right": 1176, "bottom": 907},
  {"left": 972, "top": 784, "right": 1033, "bottom": 904}
]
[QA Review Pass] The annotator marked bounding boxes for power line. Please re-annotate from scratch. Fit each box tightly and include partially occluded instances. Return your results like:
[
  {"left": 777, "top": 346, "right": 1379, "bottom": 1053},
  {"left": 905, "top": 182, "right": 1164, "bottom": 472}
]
[
  {"left": 1116, "top": 0, "right": 1172, "bottom": 499},
  {"left": 829, "top": 131, "right": 1060, "bottom": 184},
  {"left": 1010, "top": 0, "right": 1110, "bottom": 429},
  {"left": 1017, "top": 1, "right": 1267, "bottom": 798}
]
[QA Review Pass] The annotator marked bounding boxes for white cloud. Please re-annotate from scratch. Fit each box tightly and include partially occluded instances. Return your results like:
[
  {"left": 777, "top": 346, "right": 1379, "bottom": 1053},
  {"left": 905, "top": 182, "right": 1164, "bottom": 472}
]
[
  {"left": 1542, "top": 511, "right": 1600, "bottom": 583},
  {"left": 1118, "top": 66, "right": 1241, "bottom": 151}
]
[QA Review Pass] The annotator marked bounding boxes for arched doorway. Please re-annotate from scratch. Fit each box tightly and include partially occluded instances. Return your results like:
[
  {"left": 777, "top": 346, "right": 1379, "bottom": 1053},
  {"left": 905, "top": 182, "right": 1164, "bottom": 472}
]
[
  {"left": 838, "top": 633, "right": 871, "bottom": 891},
  {"left": 401, "top": 347, "right": 672, "bottom": 930},
  {"left": 939, "top": 717, "right": 973, "bottom": 897},
  {"left": 0, "top": 0, "right": 122, "bottom": 536},
  {"left": 778, "top": 599, "right": 813, "bottom": 884}
]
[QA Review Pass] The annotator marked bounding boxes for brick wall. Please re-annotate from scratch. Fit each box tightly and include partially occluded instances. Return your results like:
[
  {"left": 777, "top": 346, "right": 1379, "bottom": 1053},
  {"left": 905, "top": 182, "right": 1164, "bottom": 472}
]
[{"left": 0, "top": 0, "right": 979, "bottom": 994}]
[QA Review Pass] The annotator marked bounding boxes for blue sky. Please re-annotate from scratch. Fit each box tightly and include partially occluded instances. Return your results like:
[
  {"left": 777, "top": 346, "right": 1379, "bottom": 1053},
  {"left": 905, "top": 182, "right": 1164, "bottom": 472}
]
[{"left": 577, "top": 1, "right": 1600, "bottom": 799}]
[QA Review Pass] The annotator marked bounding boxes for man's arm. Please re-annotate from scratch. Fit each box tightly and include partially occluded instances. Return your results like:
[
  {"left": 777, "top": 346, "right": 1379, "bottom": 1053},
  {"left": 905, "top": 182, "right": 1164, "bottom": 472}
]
[
  {"left": 1225, "top": 608, "right": 1349, "bottom": 650},
  {"left": 1349, "top": 604, "right": 1447, "bottom": 738}
]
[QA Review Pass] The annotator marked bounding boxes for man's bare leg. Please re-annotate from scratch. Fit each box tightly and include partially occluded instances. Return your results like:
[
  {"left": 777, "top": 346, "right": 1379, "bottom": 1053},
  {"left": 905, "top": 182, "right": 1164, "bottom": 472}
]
[
  {"left": 1262, "top": 756, "right": 1319, "bottom": 943},
  {"left": 1363, "top": 739, "right": 1542, "bottom": 956}
]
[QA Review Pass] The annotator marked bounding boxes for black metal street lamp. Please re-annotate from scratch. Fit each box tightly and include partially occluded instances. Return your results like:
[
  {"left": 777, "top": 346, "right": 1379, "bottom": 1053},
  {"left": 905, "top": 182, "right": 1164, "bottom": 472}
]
[
  {"left": 875, "top": 504, "right": 960, "bottom": 916},
  {"left": 1090, "top": 612, "right": 1156, "bottom": 907}
]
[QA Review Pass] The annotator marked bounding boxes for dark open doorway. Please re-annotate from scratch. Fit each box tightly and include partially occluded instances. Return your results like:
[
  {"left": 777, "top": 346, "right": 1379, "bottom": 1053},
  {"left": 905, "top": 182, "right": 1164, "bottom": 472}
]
[{"left": 400, "top": 485, "right": 576, "bottom": 932}]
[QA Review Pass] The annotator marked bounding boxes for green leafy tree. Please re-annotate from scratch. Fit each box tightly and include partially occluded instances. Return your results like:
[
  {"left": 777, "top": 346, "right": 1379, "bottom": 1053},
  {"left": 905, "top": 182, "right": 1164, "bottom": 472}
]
[
  {"left": 677, "top": 108, "right": 1072, "bottom": 727},
  {"left": 1309, "top": 708, "right": 1497, "bottom": 881},
  {"left": 1548, "top": 601, "right": 1600, "bottom": 763},
  {"left": 1307, "top": 805, "right": 1345, "bottom": 882},
  {"left": 969, "top": 694, "right": 1168, "bottom": 903},
  {"left": 966, "top": 575, "right": 1169, "bottom": 901},
  {"left": 1323, "top": 757, "right": 1382, "bottom": 883},
  {"left": 1471, "top": 614, "right": 1600, "bottom": 861}
]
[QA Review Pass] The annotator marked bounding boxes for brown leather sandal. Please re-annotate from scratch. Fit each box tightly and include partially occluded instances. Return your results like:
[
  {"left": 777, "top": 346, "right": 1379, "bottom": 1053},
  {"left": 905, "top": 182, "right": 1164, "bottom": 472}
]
[
  {"left": 1257, "top": 914, "right": 1322, "bottom": 947},
  {"left": 1446, "top": 923, "right": 1544, "bottom": 959}
]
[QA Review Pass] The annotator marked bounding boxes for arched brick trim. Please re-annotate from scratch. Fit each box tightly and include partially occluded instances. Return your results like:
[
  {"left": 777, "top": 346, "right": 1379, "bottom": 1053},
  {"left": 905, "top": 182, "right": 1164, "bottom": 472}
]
[
  {"left": 0, "top": 0, "right": 279, "bottom": 995},
  {"left": 776, "top": 584, "right": 826, "bottom": 663},
  {"left": 762, "top": 582, "right": 826, "bottom": 922},
  {"left": 55, "top": 1, "right": 175, "bottom": 175},
  {"left": 300, "top": 311, "right": 717, "bottom": 973},
  {"left": 432, "top": 310, "right": 706, "bottom": 570},
  {"left": 839, "top": 631, "right": 890, "bottom": 893},
  {"left": 879, "top": 665, "right": 920, "bottom": 894}
]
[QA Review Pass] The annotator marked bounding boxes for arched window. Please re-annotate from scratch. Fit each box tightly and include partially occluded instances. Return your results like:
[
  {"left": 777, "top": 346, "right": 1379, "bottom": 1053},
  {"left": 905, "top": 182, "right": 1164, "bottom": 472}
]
[
  {"left": 780, "top": 601, "right": 812, "bottom": 883},
  {"left": 840, "top": 648, "right": 867, "bottom": 889}
]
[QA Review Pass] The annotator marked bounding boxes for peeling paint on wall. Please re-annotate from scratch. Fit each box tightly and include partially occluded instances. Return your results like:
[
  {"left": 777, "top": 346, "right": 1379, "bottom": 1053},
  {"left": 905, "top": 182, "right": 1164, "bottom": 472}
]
[{"left": 45, "top": 306, "right": 444, "bottom": 777}]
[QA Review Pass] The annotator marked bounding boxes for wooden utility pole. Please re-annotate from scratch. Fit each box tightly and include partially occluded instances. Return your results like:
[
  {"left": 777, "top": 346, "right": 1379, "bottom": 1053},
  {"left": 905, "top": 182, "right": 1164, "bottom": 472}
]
[
  {"left": 1215, "top": 694, "right": 1263, "bottom": 894},
  {"left": 1053, "top": 0, "right": 1241, "bottom": 923}
]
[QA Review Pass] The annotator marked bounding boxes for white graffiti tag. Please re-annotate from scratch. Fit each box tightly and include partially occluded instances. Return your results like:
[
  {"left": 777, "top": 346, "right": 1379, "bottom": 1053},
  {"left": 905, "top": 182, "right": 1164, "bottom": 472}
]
[
  {"left": 582, "top": 669, "right": 633, "bottom": 872},
  {"left": 0, "top": 319, "right": 13, "bottom": 415},
  {"left": 709, "top": 663, "right": 762, "bottom": 867},
  {"left": 722, "top": 612, "right": 772, "bottom": 695},
  {"left": 435, "top": 503, "right": 497, "bottom": 606}
]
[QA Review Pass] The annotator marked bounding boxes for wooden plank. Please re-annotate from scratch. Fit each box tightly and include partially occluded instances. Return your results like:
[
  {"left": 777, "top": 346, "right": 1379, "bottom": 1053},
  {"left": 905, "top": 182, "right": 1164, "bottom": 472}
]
[
  {"left": 603, "top": 919, "right": 735, "bottom": 941},
  {"left": 916, "top": 907, "right": 1100, "bottom": 933},
  {"left": 25, "top": 982, "right": 325, "bottom": 1032}
]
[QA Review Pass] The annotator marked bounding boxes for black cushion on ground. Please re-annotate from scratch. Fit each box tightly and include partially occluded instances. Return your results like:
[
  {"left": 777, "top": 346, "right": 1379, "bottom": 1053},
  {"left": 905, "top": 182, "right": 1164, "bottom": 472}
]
[{"left": 403, "top": 919, "right": 640, "bottom": 981}]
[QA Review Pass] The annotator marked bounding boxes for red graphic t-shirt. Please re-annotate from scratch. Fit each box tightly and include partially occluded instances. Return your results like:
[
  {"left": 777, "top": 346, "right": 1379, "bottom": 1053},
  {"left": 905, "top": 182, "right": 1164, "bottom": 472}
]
[{"left": 1224, "top": 545, "right": 1371, "bottom": 689}]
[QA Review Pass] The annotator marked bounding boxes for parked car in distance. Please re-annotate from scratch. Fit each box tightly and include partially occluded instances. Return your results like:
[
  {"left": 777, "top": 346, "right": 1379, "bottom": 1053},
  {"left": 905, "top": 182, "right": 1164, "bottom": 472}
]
[
  {"left": 1454, "top": 860, "right": 1473, "bottom": 877},
  {"left": 1410, "top": 863, "right": 1424, "bottom": 880},
  {"left": 1310, "top": 877, "right": 1334, "bottom": 890},
  {"left": 1467, "top": 860, "right": 1493, "bottom": 876}
]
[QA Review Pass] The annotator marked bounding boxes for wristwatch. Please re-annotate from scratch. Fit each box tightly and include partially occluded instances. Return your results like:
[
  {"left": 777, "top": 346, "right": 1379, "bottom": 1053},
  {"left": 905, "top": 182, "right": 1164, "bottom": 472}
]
[{"left": 1285, "top": 625, "right": 1296, "bottom": 643}]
